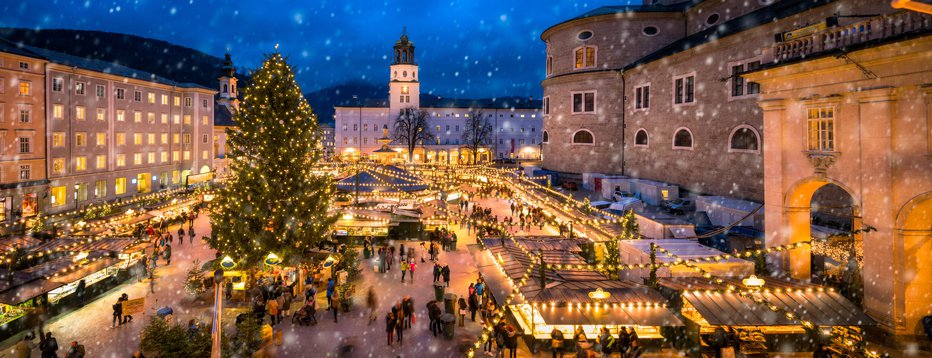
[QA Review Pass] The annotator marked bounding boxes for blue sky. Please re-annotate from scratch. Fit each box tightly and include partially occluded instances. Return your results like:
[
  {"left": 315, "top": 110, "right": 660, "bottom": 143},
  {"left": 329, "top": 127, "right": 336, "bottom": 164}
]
[{"left": 0, "top": 0, "right": 626, "bottom": 98}]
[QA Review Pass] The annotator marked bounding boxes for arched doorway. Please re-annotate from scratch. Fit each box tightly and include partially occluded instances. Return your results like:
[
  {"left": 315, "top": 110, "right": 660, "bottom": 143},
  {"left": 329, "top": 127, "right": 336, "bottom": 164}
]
[
  {"left": 895, "top": 192, "right": 932, "bottom": 336},
  {"left": 199, "top": 165, "right": 211, "bottom": 174},
  {"left": 784, "top": 177, "right": 860, "bottom": 285},
  {"left": 807, "top": 183, "right": 862, "bottom": 303}
]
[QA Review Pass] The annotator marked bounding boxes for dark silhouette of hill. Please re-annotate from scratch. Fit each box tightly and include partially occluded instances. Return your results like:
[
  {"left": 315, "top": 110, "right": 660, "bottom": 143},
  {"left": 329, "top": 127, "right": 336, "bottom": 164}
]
[
  {"left": 304, "top": 81, "right": 388, "bottom": 126},
  {"left": 0, "top": 27, "right": 246, "bottom": 88}
]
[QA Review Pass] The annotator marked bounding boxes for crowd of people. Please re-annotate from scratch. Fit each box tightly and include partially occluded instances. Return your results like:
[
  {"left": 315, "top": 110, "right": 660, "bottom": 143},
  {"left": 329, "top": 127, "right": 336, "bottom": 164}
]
[{"left": 548, "top": 326, "right": 642, "bottom": 358}]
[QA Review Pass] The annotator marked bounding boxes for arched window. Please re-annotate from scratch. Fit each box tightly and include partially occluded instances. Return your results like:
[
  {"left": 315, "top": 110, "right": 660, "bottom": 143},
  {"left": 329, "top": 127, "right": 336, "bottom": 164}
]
[
  {"left": 574, "top": 46, "right": 596, "bottom": 69},
  {"left": 542, "top": 130, "right": 549, "bottom": 143},
  {"left": 728, "top": 125, "right": 761, "bottom": 153},
  {"left": 634, "top": 129, "right": 649, "bottom": 147},
  {"left": 673, "top": 128, "right": 693, "bottom": 149},
  {"left": 395, "top": 50, "right": 400, "bottom": 63},
  {"left": 222, "top": 84, "right": 228, "bottom": 93},
  {"left": 572, "top": 130, "right": 594, "bottom": 145},
  {"left": 402, "top": 51, "right": 407, "bottom": 63}
]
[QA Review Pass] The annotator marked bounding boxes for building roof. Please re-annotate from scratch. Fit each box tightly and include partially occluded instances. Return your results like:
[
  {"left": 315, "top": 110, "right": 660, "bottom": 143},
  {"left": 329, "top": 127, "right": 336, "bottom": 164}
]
[
  {"left": 334, "top": 94, "right": 541, "bottom": 110},
  {"left": 541, "top": 2, "right": 697, "bottom": 39},
  {"left": 214, "top": 103, "right": 237, "bottom": 126},
  {"left": 0, "top": 38, "right": 45, "bottom": 59}
]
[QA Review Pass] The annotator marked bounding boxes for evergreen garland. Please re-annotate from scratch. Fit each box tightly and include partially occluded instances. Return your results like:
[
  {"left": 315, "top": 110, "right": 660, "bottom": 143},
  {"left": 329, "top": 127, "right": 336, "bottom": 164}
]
[{"left": 208, "top": 50, "right": 337, "bottom": 266}]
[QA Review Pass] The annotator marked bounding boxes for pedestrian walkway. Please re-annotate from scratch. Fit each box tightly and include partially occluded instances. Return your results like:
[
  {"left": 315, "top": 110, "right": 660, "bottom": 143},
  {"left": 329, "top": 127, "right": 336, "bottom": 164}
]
[{"left": 0, "top": 213, "right": 218, "bottom": 358}]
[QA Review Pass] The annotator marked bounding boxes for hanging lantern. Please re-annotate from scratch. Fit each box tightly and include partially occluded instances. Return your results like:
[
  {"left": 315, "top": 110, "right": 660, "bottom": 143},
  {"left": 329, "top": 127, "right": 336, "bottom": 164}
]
[
  {"left": 220, "top": 256, "right": 237, "bottom": 270},
  {"left": 264, "top": 252, "right": 281, "bottom": 266}
]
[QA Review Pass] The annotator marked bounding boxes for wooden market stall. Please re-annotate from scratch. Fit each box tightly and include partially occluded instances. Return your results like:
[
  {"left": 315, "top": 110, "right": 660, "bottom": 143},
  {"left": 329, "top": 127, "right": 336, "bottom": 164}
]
[
  {"left": 477, "top": 237, "right": 683, "bottom": 348},
  {"left": 618, "top": 239, "right": 754, "bottom": 280},
  {"left": 658, "top": 277, "right": 874, "bottom": 355}
]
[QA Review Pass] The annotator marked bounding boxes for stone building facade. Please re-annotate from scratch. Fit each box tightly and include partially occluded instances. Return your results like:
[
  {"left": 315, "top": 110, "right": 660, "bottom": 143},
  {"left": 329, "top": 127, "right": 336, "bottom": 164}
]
[
  {"left": 31, "top": 46, "right": 215, "bottom": 213},
  {"left": 334, "top": 31, "right": 542, "bottom": 163},
  {"left": 541, "top": 0, "right": 893, "bottom": 202},
  {"left": 0, "top": 42, "right": 47, "bottom": 221},
  {"left": 744, "top": 10, "right": 932, "bottom": 341}
]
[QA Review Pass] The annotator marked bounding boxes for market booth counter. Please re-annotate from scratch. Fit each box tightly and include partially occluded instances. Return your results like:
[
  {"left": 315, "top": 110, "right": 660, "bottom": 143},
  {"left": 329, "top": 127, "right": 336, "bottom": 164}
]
[
  {"left": 477, "top": 237, "right": 683, "bottom": 353},
  {"left": 658, "top": 277, "right": 874, "bottom": 356}
]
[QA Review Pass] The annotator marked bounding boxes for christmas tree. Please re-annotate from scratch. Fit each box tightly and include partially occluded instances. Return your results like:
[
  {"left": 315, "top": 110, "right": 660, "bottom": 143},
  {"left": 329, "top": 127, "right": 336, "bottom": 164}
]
[{"left": 208, "top": 49, "right": 337, "bottom": 266}]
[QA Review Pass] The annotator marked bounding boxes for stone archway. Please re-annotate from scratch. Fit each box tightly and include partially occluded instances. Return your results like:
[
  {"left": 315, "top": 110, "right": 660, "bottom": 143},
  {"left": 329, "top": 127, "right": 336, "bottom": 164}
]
[
  {"left": 894, "top": 192, "right": 932, "bottom": 336},
  {"left": 783, "top": 176, "right": 861, "bottom": 280}
]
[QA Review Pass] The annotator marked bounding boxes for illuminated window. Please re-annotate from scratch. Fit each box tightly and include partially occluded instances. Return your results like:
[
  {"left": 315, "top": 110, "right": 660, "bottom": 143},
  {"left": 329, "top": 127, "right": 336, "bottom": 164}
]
[
  {"left": 52, "top": 133, "right": 65, "bottom": 147},
  {"left": 52, "top": 158, "right": 65, "bottom": 174},
  {"left": 96, "top": 132, "right": 106, "bottom": 146},
  {"left": 75, "top": 156, "right": 87, "bottom": 171},
  {"left": 807, "top": 107, "right": 835, "bottom": 152},
  {"left": 134, "top": 111, "right": 142, "bottom": 123},
  {"left": 116, "top": 110, "right": 125, "bottom": 122},
  {"left": 161, "top": 133, "right": 168, "bottom": 144},
  {"left": 148, "top": 133, "right": 155, "bottom": 144},
  {"left": 76, "top": 106, "right": 86, "bottom": 120},
  {"left": 133, "top": 153, "right": 142, "bottom": 165},
  {"left": 202, "top": 115, "right": 208, "bottom": 125},
  {"left": 148, "top": 152, "right": 156, "bottom": 164},
  {"left": 148, "top": 92, "right": 156, "bottom": 103},
  {"left": 116, "top": 133, "right": 126, "bottom": 146},
  {"left": 173, "top": 133, "right": 180, "bottom": 144},
  {"left": 50, "top": 186, "right": 66, "bottom": 207},
  {"left": 172, "top": 170, "right": 179, "bottom": 184},
  {"left": 133, "top": 133, "right": 142, "bottom": 145},
  {"left": 148, "top": 112, "right": 155, "bottom": 123},
  {"left": 173, "top": 96, "right": 180, "bottom": 106},
  {"left": 95, "top": 180, "right": 106, "bottom": 198},
  {"left": 202, "top": 150, "right": 208, "bottom": 159},
  {"left": 161, "top": 152, "right": 168, "bottom": 163},
  {"left": 75, "top": 132, "right": 86, "bottom": 146},
  {"left": 96, "top": 108, "right": 106, "bottom": 121},
  {"left": 116, "top": 154, "right": 126, "bottom": 167},
  {"left": 18, "top": 81, "right": 30, "bottom": 96},
  {"left": 161, "top": 113, "right": 168, "bottom": 124},
  {"left": 115, "top": 177, "right": 126, "bottom": 195},
  {"left": 173, "top": 151, "right": 180, "bottom": 161},
  {"left": 96, "top": 155, "right": 107, "bottom": 169},
  {"left": 183, "top": 151, "right": 191, "bottom": 160},
  {"left": 173, "top": 114, "right": 180, "bottom": 124},
  {"left": 161, "top": 94, "right": 168, "bottom": 105},
  {"left": 53, "top": 104, "right": 63, "bottom": 119},
  {"left": 184, "top": 115, "right": 191, "bottom": 125},
  {"left": 573, "top": 46, "right": 596, "bottom": 69}
]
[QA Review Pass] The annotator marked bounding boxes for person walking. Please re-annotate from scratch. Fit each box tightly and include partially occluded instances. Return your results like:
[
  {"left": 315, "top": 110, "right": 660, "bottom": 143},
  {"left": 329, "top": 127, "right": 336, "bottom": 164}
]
[
  {"left": 400, "top": 259, "right": 408, "bottom": 283},
  {"left": 177, "top": 227, "right": 184, "bottom": 242},
  {"left": 551, "top": 327, "right": 565, "bottom": 358},
  {"left": 599, "top": 327, "right": 615, "bottom": 358},
  {"left": 408, "top": 261, "right": 417, "bottom": 283},
  {"left": 386, "top": 310, "right": 396, "bottom": 346},
  {"left": 457, "top": 297, "right": 467, "bottom": 327},
  {"left": 442, "top": 264, "right": 451, "bottom": 287},
  {"left": 366, "top": 286, "right": 378, "bottom": 325},
  {"left": 427, "top": 300, "right": 442, "bottom": 337},
  {"left": 394, "top": 303, "right": 404, "bottom": 345},
  {"left": 112, "top": 298, "right": 123, "bottom": 328},
  {"left": 379, "top": 248, "right": 387, "bottom": 273},
  {"left": 468, "top": 291, "right": 479, "bottom": 322},
  {"left": 163, "top": 244, "right": 172, "bottom": 266},
  {"left": 119, "top": 293, "right": 133, "bottom": 324},
  {"left": 14, "top": 333, "right": 35, "bottom": 358},
  {"left": 326, "top": 278, "right": 335, "bottom": 310},
  {"left": 66, "top": 340, "right": 86, "bottom": 358},
  {"left": 265, "top": 297, "right": 279, "bottom": 326},
  {"left": 331, "top": 294, "right": 340, "bottom": 323},
  {"left": 38, "top": 330, "right": 58, "bottom": 358},
  {"left": 617, "top": 327, "right": 630, "bottom": 357},
  {"left": 433, "top": 263, "right": 441, "bottom": 282},
  {"left": 402, "top": 296, "right": 414, "bottom": 330}
]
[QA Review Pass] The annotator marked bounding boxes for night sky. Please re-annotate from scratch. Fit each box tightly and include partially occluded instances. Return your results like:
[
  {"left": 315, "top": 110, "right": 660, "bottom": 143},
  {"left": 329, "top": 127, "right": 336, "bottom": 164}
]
[{"left": 0, "top": 0, "right": 627, "bottom": 98}]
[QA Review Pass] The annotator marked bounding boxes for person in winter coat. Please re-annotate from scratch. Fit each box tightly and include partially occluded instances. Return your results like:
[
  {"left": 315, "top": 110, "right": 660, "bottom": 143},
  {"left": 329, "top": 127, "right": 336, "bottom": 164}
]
[
  {"left": 551, "top": 327, "right": 565, "bottom": 358},
  {"left": 265, "top": 298, "right": 279, "bottom": 326},
  {"left": 402, "top": 296, "right": 414, "bottom": 329},
  {"left": 457, "top": 297, "right": 468, "bottom": 327},
  {"left": 386, "top": 311, "right": 396, "bottom": 345},
  {"left": 408, "top": 261, "right": 416, "bottom": 283},
  {"left": 441, "top": 265, "right": 451, "bottom": 287},
  {"left": 326, "top": 279, "right": 335, "bottom": 310},
  {"left": 617, "top": 327, "right": 631, "bottom": 356},
  {"left": 394, "top": 303, "right": 405, "bottom": 345},
  {"left": 433, "top": 263, "right": 441, "bottom": 282},
  {"left": 468, "top": 292, "right": 479, "bottom": 322},
  {"left": 66, "top": 341, "right": 85, "bottom": 358},
  {"left": 427, "top": 300, "right": 442, "bottom": 336},
  {"left": 401, "top": 259, "right": 409, "bottom": 283},
  {"left": 38, "top": 330, "right": 58, "bottom": 358},
  {"left": 506, "top": 326, "right": 519, "bottom": 358},
  {"left": 14, "top": 334, "right": 35, "bottom": 358},
  {"left": 599, "top": 327, "right": 615, "bottom": 358},
  {"left": 188, "top": 227, "right": 195, "bottom": 244},
  {"left": 163, "top": 244, "right": 172, "bottom": 266}
]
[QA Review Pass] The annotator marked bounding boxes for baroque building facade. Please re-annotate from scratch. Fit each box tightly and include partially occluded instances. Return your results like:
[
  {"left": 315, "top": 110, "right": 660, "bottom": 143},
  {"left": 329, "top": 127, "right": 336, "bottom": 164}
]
[{"left": 334, "top": 31, "right": 543, "bottom": 163}]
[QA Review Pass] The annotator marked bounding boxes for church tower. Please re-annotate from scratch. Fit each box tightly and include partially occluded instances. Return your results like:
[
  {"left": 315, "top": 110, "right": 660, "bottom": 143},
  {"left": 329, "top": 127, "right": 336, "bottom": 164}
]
[
  {"left": 218, "top": 53, "right": 239, "bottom": 111},
  {"left": 389, "top": 28, "right": 420, "bottom": 118}
]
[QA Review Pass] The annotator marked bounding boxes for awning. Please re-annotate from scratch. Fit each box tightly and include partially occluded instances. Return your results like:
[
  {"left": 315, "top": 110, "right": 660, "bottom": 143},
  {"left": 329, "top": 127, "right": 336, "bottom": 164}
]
[
  {"left": 682, "top": 290, "right": 874, "bottom": 327},
  {"left": 536, "top": 306, "right": 683, "bottom": 327},
  {"left": 49, "top": 257, "right": 121, "bottom": 284},
  {"left": 0, "top": 280, "right": 64, "bottom": 305}
]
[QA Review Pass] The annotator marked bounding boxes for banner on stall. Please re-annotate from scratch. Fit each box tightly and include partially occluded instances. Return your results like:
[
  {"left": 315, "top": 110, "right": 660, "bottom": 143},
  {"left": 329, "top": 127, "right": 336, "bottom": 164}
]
[{"left": 122, "top": 298, "right": 145, "bottom": 315}]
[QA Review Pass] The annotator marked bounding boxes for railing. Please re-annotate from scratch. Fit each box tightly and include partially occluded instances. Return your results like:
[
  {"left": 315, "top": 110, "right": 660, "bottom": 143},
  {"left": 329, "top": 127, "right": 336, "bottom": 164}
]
[{"left": 769, "top": 11, "right": 932, "bottom": 63}]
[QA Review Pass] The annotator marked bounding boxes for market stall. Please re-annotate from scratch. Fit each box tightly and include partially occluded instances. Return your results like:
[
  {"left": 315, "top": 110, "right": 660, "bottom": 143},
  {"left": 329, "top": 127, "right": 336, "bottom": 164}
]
[
  {"left": 478, "top": 237, "right": 683, "bottom": 344},
  {"left": 618, "top": 239, "right": 753, "bottom": 280},
  {"left": 659, "top": 277, "right": 874, "bottom": 354}
]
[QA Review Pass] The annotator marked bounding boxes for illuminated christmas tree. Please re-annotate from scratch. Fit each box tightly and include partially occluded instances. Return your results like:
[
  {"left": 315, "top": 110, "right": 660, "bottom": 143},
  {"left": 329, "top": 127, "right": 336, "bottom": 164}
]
[{"left": 208, "top": 49, "right": 337, "bottom": 265}]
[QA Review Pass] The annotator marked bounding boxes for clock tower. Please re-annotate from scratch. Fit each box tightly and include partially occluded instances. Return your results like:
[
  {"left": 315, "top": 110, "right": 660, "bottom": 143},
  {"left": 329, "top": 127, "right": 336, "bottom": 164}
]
[{"left": 389, "top": 28, "right": 420, "bottom": 117}]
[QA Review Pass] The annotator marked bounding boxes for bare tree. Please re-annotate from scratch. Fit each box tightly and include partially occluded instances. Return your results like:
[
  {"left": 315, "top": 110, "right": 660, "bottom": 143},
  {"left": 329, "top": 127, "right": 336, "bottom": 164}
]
[
  {"left": 462, "top": 109, "right": 493, "bottom": 164},
  {"left": 392, "top": 107, "right": 435, "bottom": 163}
]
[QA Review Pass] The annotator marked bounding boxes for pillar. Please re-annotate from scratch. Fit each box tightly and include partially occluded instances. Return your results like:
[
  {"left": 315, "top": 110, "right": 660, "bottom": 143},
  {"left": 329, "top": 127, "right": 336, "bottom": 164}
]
[{"left": 786, "top": 206, "right": 812, "bottom": 280}]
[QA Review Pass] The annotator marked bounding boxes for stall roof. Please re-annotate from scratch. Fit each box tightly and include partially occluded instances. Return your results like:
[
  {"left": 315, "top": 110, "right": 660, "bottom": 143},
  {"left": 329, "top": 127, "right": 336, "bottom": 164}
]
[
  {"left": 335, "top": 165, "right": 428, "bottom": 193},
  {"left": 682, "top": 290, "right": 874, "bottom": 327},
  {"left": 0, "top": 236, "right": 42, "bottom": 252},
  {"left": 0, "top": 279, "right": 63, "bottom": 305},
  {"left": 659, "top": 276, "right": 820, "bottom": 292},
  {"left": 49, "top": 257, "right": 121, "bottom": 284},
  {"left": 620, "top": 239, "right": 748, "bottom": 264},
  {"left": 537, "top": 306, "right": 683, "bottom": 327},
  {"left": 74, "top": 238, "right": 136, "bottom": 253}
]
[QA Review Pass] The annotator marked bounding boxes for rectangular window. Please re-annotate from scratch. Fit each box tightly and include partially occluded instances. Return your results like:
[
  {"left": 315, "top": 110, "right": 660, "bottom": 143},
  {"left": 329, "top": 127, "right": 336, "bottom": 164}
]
[
  {"left": 115, "top": 88, "right": 125, "bottom": 100},
  {"left": 19, "top": 109, "right": 30, "bottom": 123},
  {"left": 18, "top": 137, "right": 30, "bottom": 153},
  {"left": 173, "top": 96, "right": 181, "bottom": 106},
  {"left": 148, "top": 152, "right": 155, "bottom": 164},
  {"left": 172, "top": 151, "right": 180, "bottom": 162},
  {"left": 147, "top": 112, "right": 155, "bottom": 124},
  {"left": 96, "top": 85, "right": 105, "bottom": 97},
  {"left": 116, "top": 110, "right": 125, "bottom": 121},
  {"left": 53, "top": 104, "right": 63, "bottom": 119},
  {"left": 635, "top": 84, "right": 650, "bottom": 109},
  {"left": 133, "top": 133, "right": 142, "bottom": 145},
  {"left": 202, "top": 134, "right": 208, "bottom": 143},
  {"left": 148, "top": 92, "right": 156, "bottom": 103},
  {"left": 75, "top": 82, "right": 86, "bottom": 95},
  {"left": 19, "top": 62, "right": 29, "bottom": 70},
  {"left": 546, "top": 56, "right": 552, "bottom": 75},
  {"left": 807, "top": 107, "right": 835, "bottom": 152},
  {"left": 95, "top": 180, "right": 106, "bottom": 198},
  {"left": 183, "top": 134, "right": 192, "bottom": 144},
  {"left": 134, "top": 91, "right": 141, "bottom": 102},
  {"left": 19, "top": 165, "right": 30, "bottom": 180},
  {"left": 134, "top": 111, "right": 142, "bottom": 123},
  {"left": 96, "top": 155, "right": 106, "bottom": 169},
  {"left": 730, "top": 59, "right": 761, "bottom": 98},
  {"left": 161, "top": 133, "right": 168, "bottom": 144},
  {"left": 116, "top": 154, "right": 126, "bottom": 167},
  {"left": 50, "top": 186, "right": 66, "bottom": 207},
  {"left": 115, "top": 178, "right": 126, "bottom": 195},
  {"left": 673, "top": 74, "right": 695, "bottom": 105},
  {"left": 133, "top": 153, "right": 142, "bottom": 165},
  {"left": 202, "top": 115, "right": 208, "bottom": 125},
  {"left": 75, "top": 156, "right": 87, "bottom": 171},
  {"left": 173, "top": 114, "right": 180, "bottom": 124},
  {"left": 52, "top": 78, "right": 63, "bottom": 92},
  {"left": 148, "top": 133, "right": 155, "bottom": 144},
  {"left": 75, "top": 106, "right": 85, "bottom": 120},
  {"left": 116, "top": 133, "right": 126, "bottom": 146},
  {"left": 161, "top": 152, "right": 168, "bottom": 163},
  {"left": 202, "top": 99, "right": 209, "bottom": 107},
  {"left": 184, "top": 97, "right": 192, "bottom": 107},
  {"left": 161, "top": 113, "right": 168, "bottom": 124},
  {"left": 75, "top": 132, "right": 86, "bottom": 146},
  {"left": 96, "top": 108, "right": 106, "bottom": 121},
  {"left": 574, "top": 47, "right": 597, "bottom": 69},
  {"left": 183, "top": 115, "right": 191, "bottom": 125},
  {"left": 173, "top": 133, "right": 180, "bottom": 144},
  {"left": 52, "top": 158, "right": 65, "bottom": 175},
  {"left": 161, "top": 94, "right": 168, "bottom": 105},
  {"left": 183, "top": 151, "right": 191, "bottom": 160},
  {"left": 731, "top": 64, "right": 745, "bottom": 97},
  {"left": 544, "top": 97, "right": 550, "bottom": 115},
  {"left": 19, "top": 81, "right": 30, "bottom": 96},
  {"left": 571, "top": 92, "right": 596, "bottom": 113},
  {"left": 96, "top": 132, "right": 106, "bottom": 146},
  {"left": 52, "top": 132, "right": 64, "bottom": 147},
  {"left": 202, "top": 150, "right": 208, "bottom": 160}
]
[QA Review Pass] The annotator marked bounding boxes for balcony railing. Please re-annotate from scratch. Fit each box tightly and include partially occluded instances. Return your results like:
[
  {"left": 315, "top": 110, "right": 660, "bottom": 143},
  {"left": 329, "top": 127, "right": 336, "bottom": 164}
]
[{"left": 767, "top": 11, "right": 932, "bottom": 63}]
